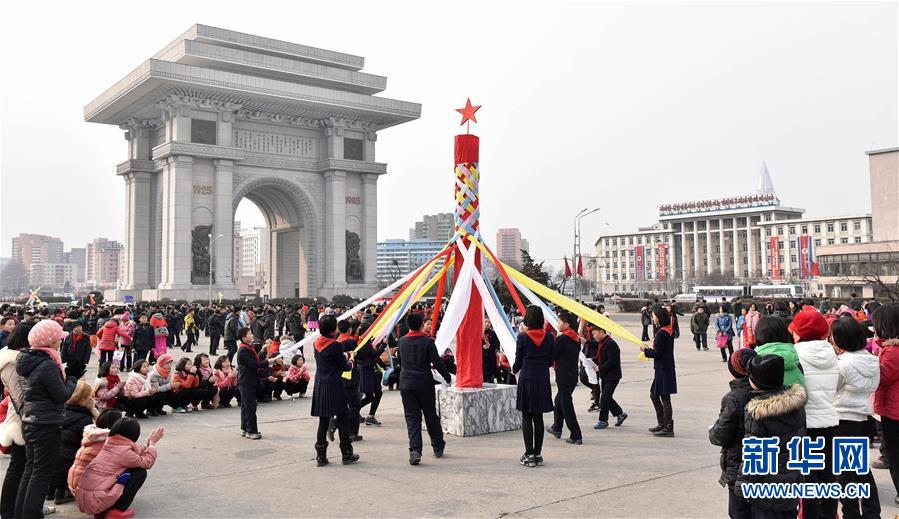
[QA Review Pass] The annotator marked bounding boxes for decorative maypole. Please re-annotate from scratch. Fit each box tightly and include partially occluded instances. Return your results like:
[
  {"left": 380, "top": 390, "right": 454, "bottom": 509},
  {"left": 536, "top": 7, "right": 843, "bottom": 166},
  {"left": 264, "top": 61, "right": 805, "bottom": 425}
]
[
  {"left": 300, "top": 97, "right": 646, "bottom": 411},
  {"left": 453, "top": 98, "right": 484, "bottom": 388}
]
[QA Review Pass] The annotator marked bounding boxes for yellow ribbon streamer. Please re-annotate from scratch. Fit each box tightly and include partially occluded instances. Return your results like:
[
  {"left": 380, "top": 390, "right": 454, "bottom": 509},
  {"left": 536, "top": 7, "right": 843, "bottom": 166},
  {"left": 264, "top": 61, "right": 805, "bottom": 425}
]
[{"left": 494, "top": 257, "right": 645, "bottom": 348}]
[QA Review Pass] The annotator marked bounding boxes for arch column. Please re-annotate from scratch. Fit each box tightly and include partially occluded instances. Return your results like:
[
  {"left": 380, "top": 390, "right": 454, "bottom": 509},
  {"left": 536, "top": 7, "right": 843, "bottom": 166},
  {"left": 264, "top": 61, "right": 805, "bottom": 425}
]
[
  {"left": 122, "top": 170, "right": 152, "bottom": 290},
  {"left": 362, "top": 173, "right": 378, "bottom": 285},
  {"left": 323, "top": 170, "right": 347, "bottom": 289},
  {"left": 214, "top": 159, "right": 235, "bottom": 288},
  {"left": 160, "top": 155, "right": 193, "bottom": 290}
]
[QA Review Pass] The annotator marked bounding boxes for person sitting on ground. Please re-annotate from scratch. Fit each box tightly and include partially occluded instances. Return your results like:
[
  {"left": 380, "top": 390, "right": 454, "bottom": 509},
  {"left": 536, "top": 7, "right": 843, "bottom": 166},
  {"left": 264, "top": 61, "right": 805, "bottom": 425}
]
[
  {"left": 146, "top": 354, "right": 179, "bottom": 416},
  {"left": 122, "top": 361, "right": 153, "bottom": 419},
  {"left": 285, "top": 354, "right": 310, "bottom": 399},
  {"left": 212, "top": 356, "right": 238, "bottom": 408},
  {"left": 75, "top": 417, "right": 165, "bottom": 519},
  {"left": 268, "top": 355, "right": 286, "bottom": 401},
  {"left": 52, "top": 380, "right": 98, "bottom": 506},
  {"left": 193, "top": 353, "right": 217, "bottom": 409},
  {"left": 171, "top": 358, "right": 201, "bottom": 413},
  {"left": 68, "top": 409, "right": 123, "bottom": 498},
  {"left": 94, "top": 361, "right": 126, "bottom": 412}
]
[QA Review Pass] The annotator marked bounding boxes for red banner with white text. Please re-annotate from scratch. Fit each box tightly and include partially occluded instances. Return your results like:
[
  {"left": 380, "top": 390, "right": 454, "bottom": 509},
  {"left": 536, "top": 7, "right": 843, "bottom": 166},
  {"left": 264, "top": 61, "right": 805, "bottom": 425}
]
[
  {"left": 769, "top": 237, "right": 780, "bottom": 279},
  {"left": 657, "top": 242, "right": 667, "bottom": 281}
]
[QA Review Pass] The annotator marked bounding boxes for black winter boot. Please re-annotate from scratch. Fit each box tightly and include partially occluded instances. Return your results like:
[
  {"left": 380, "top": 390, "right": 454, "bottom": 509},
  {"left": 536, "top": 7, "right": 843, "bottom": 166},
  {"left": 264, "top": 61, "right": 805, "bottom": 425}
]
[
  {"left": 315, "top": 442, "right": 329, "bottom": 467},
  {"left": 653, "top": 421, "right": 674, "bottom": 437},
  {"left": 341, "top": 443, "right": 360, "bottom": 465}
]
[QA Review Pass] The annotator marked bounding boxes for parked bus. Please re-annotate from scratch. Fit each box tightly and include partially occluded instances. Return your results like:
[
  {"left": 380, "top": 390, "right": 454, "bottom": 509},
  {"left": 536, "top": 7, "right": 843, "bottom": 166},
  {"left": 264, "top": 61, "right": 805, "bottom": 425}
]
[
  {"left": 692, "top": 286, "right": 749, "bottom": 303},
  {"left": 750, "top": 284, "right": 805, "bottom": 299}
]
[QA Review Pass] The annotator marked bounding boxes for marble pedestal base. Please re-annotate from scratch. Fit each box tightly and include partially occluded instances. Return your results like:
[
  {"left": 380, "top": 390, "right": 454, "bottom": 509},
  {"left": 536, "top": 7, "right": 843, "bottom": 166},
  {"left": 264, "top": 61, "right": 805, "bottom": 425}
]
[{"left": 436, "top": 383, "right": 521, "bottom": 437}]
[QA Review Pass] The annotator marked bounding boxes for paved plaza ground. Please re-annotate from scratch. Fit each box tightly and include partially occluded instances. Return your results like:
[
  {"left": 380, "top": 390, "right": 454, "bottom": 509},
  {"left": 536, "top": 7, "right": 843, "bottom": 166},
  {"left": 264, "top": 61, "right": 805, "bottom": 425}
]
[{"left": 2, "top": 312, "right": 897, "bottom": 518}]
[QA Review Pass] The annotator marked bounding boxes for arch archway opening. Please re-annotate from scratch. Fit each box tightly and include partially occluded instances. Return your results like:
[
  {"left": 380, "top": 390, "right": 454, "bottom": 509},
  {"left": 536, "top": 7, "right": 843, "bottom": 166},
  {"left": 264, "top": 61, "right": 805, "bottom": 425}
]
[{"left": 233, "top": 181, "right": 312, "bottom": 300}]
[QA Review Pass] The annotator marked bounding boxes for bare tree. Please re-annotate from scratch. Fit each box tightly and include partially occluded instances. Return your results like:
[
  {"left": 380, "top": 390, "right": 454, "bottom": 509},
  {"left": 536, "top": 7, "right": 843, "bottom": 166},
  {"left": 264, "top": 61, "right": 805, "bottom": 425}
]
[{"left": 856, "top": 272, "right": 899, "bottom": 301}]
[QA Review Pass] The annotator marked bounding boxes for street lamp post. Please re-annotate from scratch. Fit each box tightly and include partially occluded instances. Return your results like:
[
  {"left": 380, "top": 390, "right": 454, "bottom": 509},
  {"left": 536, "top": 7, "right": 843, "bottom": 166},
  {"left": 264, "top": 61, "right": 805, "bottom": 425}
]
[
  {"left": 208, "top": 233, "right": 224, "bottom": 305},
  {"left": 574, "top": 208, "right": 600, "bottom": 300}
]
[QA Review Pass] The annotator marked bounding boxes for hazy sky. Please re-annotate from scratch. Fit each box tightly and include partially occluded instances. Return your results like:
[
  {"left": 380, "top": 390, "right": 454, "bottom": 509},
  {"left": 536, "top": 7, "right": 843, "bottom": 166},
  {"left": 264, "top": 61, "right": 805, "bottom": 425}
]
[{"left": 1, "top": 1, "right": 897, "bottom": 271}]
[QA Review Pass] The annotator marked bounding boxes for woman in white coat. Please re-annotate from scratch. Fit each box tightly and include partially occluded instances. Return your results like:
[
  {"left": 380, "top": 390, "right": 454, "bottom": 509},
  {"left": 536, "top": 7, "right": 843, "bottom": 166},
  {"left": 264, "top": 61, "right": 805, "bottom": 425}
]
[
  {"left": 789, "top": 309, "right": 840, "bottom": 519},
  {"left": 831, "top": 316, "right": 881, "bottom": 519}
]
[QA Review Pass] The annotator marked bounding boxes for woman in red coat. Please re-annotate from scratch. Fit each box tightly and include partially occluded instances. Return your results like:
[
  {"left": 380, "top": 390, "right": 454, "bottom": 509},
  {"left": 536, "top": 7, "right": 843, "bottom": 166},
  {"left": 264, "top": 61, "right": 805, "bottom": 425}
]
[{"left": 873, "top": 303, "right": 899, "bottom": 505}]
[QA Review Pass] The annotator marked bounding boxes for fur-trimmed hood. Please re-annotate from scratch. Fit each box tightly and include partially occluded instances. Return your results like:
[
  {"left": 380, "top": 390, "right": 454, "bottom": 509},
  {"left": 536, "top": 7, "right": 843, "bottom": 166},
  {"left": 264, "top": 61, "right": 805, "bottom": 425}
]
[
  {"left": 80, "top": 424, "right": 110, "bottom": 446},
  {"left": 746, "top": 384, "right": 807, "bottom": 421}
]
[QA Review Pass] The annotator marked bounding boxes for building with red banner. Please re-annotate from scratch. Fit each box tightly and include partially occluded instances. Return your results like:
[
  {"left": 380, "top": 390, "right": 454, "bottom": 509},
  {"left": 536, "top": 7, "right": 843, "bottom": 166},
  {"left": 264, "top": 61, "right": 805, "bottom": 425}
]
[{"left": 594, "top": 163, "right": 873, "bottom": 294}]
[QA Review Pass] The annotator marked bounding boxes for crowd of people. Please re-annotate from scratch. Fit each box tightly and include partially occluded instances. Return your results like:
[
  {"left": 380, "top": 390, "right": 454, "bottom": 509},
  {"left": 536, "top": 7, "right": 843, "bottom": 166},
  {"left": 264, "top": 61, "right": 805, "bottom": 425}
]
[
  {"left": 0, "top": 294, "right": 896, "bottom": 518},
  {"left": 700, "top": 296, "right": 897, "bottom": 519}
]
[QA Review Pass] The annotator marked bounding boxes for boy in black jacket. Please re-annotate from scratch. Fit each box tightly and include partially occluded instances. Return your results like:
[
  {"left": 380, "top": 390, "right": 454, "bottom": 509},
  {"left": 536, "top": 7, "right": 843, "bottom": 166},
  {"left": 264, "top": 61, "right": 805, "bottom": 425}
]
[
  {"left": 398, "top": 312, "right": 451, "bottom": 465},
  {"left": 708, "top": 348, "right": 757, "bottom": 518},
  {"left": 735, "top": 355, "right": 807, "bottom": 517},
  {"left": 236, "top": 327, "right": 275, "bottom": 440},
  {"left": 593, "top": 327, "right": 629, "bottom": 429},
  {"left": 547, "top": 312, "right": 583, "bottom": 444}
]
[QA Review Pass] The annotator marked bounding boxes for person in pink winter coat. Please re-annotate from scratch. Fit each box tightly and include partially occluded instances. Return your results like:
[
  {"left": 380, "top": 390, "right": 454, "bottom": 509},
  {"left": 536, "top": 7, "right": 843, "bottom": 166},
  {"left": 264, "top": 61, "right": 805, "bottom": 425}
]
[
  {"left": 212, "top": 356, "right": 238, "bottom": 408},
  {"left": 75, "top": 417, "right": 165, "bottom": 519},
  {"left": 96, "top": 320, "right": 131, "bottom": 367},
  {"left": 118, "top": 319, "right": 135, "bottom": 371},
  {"left": 68, "top": 410, "right": 123, "bottom": 496},
  {"left": 149, "top": 313, "right": 168, "bottom": 362}
]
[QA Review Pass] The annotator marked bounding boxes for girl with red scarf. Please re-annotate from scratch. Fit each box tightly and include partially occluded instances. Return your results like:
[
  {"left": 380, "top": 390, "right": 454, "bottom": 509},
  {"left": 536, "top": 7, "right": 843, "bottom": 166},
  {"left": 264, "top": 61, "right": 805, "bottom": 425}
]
[
  {"left": 640, "top": 305, "right": 678, "bottom": 437},
  {"left": 512, "top": 306, "right": 554, "bottom": 468},
  {"left": 93, "top": 362, "right": 125, "bottom": 412}
]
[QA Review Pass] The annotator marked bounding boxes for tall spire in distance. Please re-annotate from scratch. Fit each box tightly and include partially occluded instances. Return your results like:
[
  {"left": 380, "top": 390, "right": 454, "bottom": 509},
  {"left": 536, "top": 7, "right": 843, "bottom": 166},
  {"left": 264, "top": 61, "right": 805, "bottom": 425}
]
[{"left": 757, "top": 161, "right": 775, "bottom": 195}]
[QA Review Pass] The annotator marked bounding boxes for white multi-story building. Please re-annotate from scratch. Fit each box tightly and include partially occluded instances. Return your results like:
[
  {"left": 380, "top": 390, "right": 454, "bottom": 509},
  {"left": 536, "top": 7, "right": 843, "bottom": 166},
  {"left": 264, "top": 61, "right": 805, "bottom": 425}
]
[
  {"left": 235, "top": 227, "right": 269, "bottom": 295},
  {"left": 28, "top": 263, "right": 77, "bottom": 291},
  {"left": 377, "top": 239, "right": 445, "bottom": 285},
  {"left": 595, "top": 165, "right": 873, "bottom": 294}
]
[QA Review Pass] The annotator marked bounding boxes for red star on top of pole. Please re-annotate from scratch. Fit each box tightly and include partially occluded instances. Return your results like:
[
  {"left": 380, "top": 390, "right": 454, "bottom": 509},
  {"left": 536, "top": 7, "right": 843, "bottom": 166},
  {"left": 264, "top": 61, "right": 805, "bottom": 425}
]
[{"left": 456, "top": 98, "right": 481, "bottom": 131}]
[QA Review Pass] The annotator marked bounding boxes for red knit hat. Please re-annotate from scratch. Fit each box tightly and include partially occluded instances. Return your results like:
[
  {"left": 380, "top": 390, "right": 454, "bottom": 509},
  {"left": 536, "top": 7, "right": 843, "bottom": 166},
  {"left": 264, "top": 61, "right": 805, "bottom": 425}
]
[{"left": 788, "top": 309, "right": 830, "bottom": 341}]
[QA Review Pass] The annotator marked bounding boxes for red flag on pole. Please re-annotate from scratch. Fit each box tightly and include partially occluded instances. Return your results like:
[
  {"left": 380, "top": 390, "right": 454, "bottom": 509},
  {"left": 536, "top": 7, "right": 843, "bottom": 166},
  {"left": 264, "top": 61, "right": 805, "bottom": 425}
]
[
  {"left": 577, "top": 255, "right": 584, "bottom": 277},
  {"left": 564, "top": 257, "right": 572, "bottom": 278}
]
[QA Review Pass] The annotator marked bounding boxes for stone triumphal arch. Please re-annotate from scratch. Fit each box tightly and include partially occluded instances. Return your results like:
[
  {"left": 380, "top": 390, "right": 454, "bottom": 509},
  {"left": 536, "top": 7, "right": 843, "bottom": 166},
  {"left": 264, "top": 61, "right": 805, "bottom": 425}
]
[{"left": 85, "top": 24, "right": 420, "bottom": 301}]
